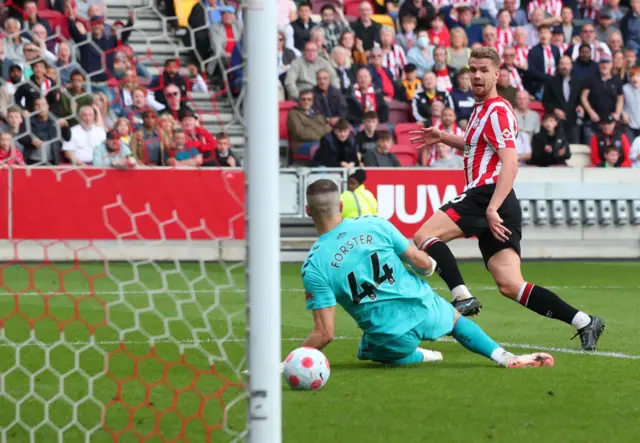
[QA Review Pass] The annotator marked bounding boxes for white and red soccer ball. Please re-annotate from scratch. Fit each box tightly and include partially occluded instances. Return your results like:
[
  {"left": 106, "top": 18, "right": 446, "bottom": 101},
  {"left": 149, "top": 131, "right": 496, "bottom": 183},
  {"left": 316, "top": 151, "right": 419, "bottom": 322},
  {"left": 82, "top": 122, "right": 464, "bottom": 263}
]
[{"left": 283, "top": 347, "right": 330, "bottom": 391}]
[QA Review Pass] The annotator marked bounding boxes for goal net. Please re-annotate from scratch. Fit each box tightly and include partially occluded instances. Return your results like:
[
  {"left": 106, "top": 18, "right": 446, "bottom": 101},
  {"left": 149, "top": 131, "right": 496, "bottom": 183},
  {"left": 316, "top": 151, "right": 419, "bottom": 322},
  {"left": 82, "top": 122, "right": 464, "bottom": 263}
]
[{"left": 0, "top": 0, "right": 279, "bottom": 441}]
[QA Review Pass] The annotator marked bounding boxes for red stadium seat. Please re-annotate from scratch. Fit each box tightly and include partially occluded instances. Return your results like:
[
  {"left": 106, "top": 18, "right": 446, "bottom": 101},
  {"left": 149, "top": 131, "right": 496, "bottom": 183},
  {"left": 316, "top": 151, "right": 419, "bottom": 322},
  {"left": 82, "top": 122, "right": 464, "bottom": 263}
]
[
  {"left": 386, "top": 100, "right": 411, "bottom": 125},
  {"left": 529, "top": 100, "right": 545, "bottom": 120},
  {"left": 278, "top": 100, "right": 297, "bottom": 141},
  {"left": 344, "top": 0, "right": 372, "bottom": 17},
  {"left": 38, "top": 9, "right": 70, "bottom": 40},
  {"left": 394, "top": 122, "right": 422, "bottom": 146},
  {"left": 312, "top": 0, "right": 340, "bottom": 14},
  {"left": 391, "top": 144, "right": 418, "bottom": 166}
]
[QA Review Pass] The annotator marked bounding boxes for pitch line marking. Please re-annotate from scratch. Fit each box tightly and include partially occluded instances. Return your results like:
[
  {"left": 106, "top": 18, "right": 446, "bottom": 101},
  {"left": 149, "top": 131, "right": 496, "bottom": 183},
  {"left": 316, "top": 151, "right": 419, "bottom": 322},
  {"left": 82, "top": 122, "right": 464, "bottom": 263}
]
[{"left": 0, "top": 336, "right": 638, "bottom": 360}]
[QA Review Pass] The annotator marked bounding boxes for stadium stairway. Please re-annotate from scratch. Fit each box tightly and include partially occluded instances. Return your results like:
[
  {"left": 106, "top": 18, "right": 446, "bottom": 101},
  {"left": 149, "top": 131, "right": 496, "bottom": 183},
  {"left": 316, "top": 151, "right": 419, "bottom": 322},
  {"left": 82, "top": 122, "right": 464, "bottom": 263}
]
[{"left": 107, "top": 0, "right": 247, "bottom": 158}]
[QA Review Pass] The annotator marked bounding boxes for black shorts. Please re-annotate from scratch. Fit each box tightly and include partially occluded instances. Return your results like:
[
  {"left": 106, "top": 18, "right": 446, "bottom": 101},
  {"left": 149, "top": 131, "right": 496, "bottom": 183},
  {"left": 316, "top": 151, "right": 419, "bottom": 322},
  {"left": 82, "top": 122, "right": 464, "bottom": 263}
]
[{"left": 439, "top": 184, "right": 522, "bottom": 266}]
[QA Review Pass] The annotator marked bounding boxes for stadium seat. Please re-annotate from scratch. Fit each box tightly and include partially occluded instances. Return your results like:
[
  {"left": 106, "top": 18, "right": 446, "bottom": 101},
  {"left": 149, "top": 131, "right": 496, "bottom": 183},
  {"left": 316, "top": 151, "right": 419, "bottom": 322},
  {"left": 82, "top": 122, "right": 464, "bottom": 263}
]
[
  {"left": 520, "top": 200, "right": 532, "bottom": 225},
  {"left": 395, "top": 122, "right": 422, "bottom": 146},
  {"left": 583, "top": 200, "right": 597, "bottom": 225},
  {"left": 567, "top": 200, "right": 581, "bottom": 225},
  {"left": 38, "top": 9, "right": 69, "bottom": 40},
  {"left": 631, "top": 201, "right": 640, "bottom": 225},
  {"left": 534, "top": 200, "right": 548, "bottom": 225},
  {"left": 279, "top": 101, "right": 298, "bottom": 141},
  {"left": 312, "top": 0, "right": 341, "bottom": 14},
  {"left": 372, "top": 14, "right": 395, "bottom": 29},
  {"left": 344, "top": 0, "right": 364, "bottom": 16},
  {"left": 391, "top": 144, "right": 418, "bottom": 166},
  {"left": 614, "top": 200, "right": 629, "bottom": 225},
  {"left": 387, "top": 100, "right": 411, "bottom": 125},
  {"left": 528, "top": 101, "right": 545, "bottom": 120},
  {"left": 550, "top": 200, "right": 565, "bottom": 225},
  {"left": 598, "top": 200, "right": 613, "bottom": 226}
]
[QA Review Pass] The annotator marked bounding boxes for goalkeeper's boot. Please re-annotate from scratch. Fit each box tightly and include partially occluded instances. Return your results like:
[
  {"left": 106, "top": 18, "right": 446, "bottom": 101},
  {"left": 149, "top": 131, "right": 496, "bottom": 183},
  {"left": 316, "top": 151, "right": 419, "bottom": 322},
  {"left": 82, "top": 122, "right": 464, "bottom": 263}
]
[
  {"left": 417, "top": 348, "right": 443, "bottom": 363},
  {"left": 452, "top": 296, "right": 482, "bottom": 317},
  {"left": 504, "top": 352, "right": 555, "bottom": 368},
  {"left": 573, "top": 315, "right": 606, "bottom": 351}
]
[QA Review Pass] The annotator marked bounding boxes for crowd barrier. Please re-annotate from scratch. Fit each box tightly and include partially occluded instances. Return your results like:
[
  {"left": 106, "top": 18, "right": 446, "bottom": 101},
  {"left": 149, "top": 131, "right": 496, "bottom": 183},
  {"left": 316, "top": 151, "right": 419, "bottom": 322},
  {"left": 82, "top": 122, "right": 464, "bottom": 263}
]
[{"left": 1, "top": 167, "right": 639, "bottom": 260}]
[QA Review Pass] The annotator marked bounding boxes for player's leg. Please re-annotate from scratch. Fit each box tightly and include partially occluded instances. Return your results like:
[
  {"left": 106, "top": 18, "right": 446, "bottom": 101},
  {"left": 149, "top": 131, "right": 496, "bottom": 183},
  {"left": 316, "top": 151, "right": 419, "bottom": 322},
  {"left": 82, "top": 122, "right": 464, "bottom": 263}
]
[
  {"left": 486, "top": 247, "right": 606, "bottom": 351},
  {"left": 357, "top": 333, "right": 442, "bottom": 365},
  {"left": 413, "top": 209, "right": 482, "bottom": 316}
]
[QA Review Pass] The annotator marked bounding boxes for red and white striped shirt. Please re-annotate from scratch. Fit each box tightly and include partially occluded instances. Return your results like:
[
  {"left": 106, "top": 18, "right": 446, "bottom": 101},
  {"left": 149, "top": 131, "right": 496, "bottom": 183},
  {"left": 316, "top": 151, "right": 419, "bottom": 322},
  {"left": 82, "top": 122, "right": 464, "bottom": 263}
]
[
  {"left": 542, "top": 45, "right": 556, "bottom": 75},
  {"left": 527, "top": 0, "right": 563, "bottom": 18},
  {"left": 437, "top": 121, "right": 465, "bottom": 137},
  {"left": 462, "top": 96, "right": 518, "bottom": 190},
  {"left": 554, "top": 42, "right": 569, "bottom": 55},
  {"left": 580, "top": 0, "right": 603, "bottom": 20},
  {"left": 496, "top": 26, "right": 515, "bottom": 48},
  {"left": 382, "top": 45, "right": 407, "bottom": 81},
  {"left": 507, "top": 67, "right": 524, "bottom": 90},
  {"left": 515, "top": 46, "right": 529, "bottom": 66}
]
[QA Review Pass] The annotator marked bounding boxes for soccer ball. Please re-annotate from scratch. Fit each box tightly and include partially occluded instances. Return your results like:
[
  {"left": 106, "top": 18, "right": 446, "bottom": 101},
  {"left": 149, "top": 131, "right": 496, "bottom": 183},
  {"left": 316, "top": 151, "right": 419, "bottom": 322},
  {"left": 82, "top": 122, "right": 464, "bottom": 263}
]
[{"left": 283, "top": 347, "right": 330, "bottom": 391}]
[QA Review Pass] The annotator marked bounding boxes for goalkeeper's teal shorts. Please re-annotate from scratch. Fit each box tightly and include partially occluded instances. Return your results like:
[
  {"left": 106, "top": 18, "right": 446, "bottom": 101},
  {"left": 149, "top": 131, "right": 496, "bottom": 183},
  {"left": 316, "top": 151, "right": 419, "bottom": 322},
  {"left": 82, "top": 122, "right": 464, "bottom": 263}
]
[{"left": 356, "top": 294, "right": 456, "bottom": 364}]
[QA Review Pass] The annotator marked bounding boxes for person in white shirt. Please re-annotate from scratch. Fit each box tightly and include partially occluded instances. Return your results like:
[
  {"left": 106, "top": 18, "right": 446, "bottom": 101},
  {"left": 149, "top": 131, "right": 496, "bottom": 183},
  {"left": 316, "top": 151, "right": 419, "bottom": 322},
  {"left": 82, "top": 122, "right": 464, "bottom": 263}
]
[{"left": 62, "top": 105, "right": 107, "bottom": 166}]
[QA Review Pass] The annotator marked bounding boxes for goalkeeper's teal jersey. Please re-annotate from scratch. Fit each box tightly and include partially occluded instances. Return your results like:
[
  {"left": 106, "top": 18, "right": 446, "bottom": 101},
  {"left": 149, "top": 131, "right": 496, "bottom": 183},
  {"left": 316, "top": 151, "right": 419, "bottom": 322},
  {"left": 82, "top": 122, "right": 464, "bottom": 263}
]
[{"left": 302, "top": 216, "right": 438, "bottom": 344}]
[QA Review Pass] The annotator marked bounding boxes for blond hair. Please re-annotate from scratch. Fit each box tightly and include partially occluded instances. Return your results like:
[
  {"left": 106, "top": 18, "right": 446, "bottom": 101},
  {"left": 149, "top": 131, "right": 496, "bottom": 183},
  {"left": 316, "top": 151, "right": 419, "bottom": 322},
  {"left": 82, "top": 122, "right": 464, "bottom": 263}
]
[{"left": 470, "top": 46, "right": 501, "bottom": 67}]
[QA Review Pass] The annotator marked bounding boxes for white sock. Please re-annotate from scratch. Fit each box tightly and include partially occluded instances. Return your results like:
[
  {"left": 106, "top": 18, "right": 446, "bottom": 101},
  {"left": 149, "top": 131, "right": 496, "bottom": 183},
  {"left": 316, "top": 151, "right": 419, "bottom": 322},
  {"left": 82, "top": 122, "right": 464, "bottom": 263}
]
[
  {"left": 490, "top": 348, "right": 514, "bottom": 366},
  {"left": 571, "top": 312, "right": 591, "bottom": 330},
  {"left": 451, "top": 285, "right": 472, "bottom": 302}
]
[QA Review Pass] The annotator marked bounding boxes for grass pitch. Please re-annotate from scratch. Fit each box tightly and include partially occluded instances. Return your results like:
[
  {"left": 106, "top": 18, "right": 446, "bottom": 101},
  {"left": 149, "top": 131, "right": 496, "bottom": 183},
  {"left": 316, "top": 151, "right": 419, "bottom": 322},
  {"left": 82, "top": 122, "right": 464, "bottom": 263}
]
[{"left": 0, "top": 261, "right": 639, "bottom": 443}]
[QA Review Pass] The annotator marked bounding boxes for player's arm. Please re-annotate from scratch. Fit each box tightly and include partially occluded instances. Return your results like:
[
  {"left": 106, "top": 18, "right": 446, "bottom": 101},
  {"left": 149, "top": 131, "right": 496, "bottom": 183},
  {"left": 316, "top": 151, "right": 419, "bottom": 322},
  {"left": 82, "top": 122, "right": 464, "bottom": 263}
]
[
  {"left": 441, "top": 131, "right": 466, "bottom": 152},
  {"left": 410, "top": 127, "right": 466, "bottom": 152},
  {"left": 302, "top": 306, "right": 336, "bottom": 350},
  {"left": 400, "top": 242, "right": 437, "bottom": 277}
]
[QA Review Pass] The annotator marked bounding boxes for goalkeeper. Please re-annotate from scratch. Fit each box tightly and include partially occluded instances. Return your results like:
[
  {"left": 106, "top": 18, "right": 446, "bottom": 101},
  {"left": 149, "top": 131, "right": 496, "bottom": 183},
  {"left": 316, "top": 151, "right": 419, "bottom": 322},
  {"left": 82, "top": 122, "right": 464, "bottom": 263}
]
[{"left": 301, "top": 179, "right": 554, "bottom": 368}]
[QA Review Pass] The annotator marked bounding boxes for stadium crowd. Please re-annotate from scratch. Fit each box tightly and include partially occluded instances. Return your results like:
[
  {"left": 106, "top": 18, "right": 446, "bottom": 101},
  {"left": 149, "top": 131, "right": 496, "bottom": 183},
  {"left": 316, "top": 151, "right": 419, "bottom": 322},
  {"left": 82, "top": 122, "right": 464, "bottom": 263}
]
[{"left": 0, "top": 0, "right": 639, "bottom": 169}]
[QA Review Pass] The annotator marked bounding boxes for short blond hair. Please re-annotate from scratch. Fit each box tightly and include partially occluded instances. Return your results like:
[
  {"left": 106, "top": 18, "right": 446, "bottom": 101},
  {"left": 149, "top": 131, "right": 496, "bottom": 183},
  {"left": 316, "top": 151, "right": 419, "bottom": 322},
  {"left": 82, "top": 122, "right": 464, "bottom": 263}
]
[{"left": 470, "top": 46, "right": 501, "bottom": 68}]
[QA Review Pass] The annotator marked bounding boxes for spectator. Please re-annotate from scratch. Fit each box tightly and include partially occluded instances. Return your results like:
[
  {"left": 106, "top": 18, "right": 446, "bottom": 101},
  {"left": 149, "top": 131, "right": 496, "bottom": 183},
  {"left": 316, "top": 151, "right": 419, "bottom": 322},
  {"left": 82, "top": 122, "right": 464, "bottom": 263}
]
[
  {"left": 319, "top": 4, "right": 351, "bottom": 54},
  {"left": 20, "top": 1, "right": 53, "bottom": 37},
  {"left": 380, "top": 26, "right": 407, "bottom": 81},
  {"left": 429, "top": 14, "right": 450, "bottom": 48},
  {"left": 399, "top": 0, "right": 435, "bottom": 32},
  {"left": 608, "top": 31, "right": 625, "bottom": 54},
  {"left": 430, "top": 100, "right": 445, "bottom": 127},
  {"left": 542, "top": 55, "right": 583, "bottom": 143},
  {"left": 367, "top": 47, "right": 399, "bottom": 99},
  {"left": 612, "top": 51, "right": 628, "bottom": 81},
  {"left": 630, "top": 134, "right": 640, "bottom": 167},
  {"left": 0, "top": 39, "right": 14, "bottom": 82},
  {"left": 530, "top": 113, "right": 571, "bottom": 166},
  {"left": 215, "top": 132, "right": 240, "bottom": 167},
  {"left": 524, "top": 8, "right": 545, "bottom": 47},
  {"left": 18, "top": 42, "right": 56, "bottom": 81},
  {"left": 504, "top": 0, "right": 528, "bottom": 26},
  {"left": 55, "top": 42, "right": 79, "bottom": 87},
  {"left": 347, "top": 68, "right": 389, "bottom": 125},
  {"left": 446, "top": 28, "right": 472, "bottom": 71},
  {"left": 59, "top": 69, "right": 93, "bottom": 126},
  {"left": 3, "top": 106, "right": 30, "bottom": 153},
  {"left": 291, "top": 2, "right": 317, "bottom": 51},
  {"left": 355, "top": 111, "right": 380, "bottom": 156},
  {"left": 363, "top": 130, "right": 401, "bottom": 167},
  {"left": 497, "top": 66, "right": 518, "bottom": 106},
  {"left": 620, "top": 0, "right": 640, "bottom": 58},
  {"left": 597, "top": 145, "right": 622, "bottom": 167},
  {"left": 558, "top": 6, "right": 578, "bottom": 44},
  {"left": 401, "top": 63, "right": 421, "bottom": 102},
  {"left": 351, "top": 1, "right": 382, "bottom": 51},
  {"left": 186, "top": 63, "right": 208, "bottom": 93},
  {"left": 23, "top": 97, "right": 61, "bottom": 165},
  {"left": 180, "top": 110, "right": 216, "bottom": 165},
  {"left": 309, "top": 27, "right": 329, "bottom": 60},
  {"left": 163, "top": 84, "right": 194, "bottom": 121},
  {"left": 502, "top": 47, "right": 526, "bottom": 91},
  {"left": 589, "top": 115, "right": 632, "bottom": 166},
  {"left": 551, "top": 28, "right": 569, "bottom": 55},
  {"left": 581, "top": 56, "right": 624, "bottom": 140},
  {"left": 93, "top": 130, "right": 136, "bottom": 168},
  {"left": 395, "top": 15, "right": 417, "bottom": 53},
  {"left": 125, "top": 88, "right": 155, "bottom": 129},
  {"left": 2, "top": 18, "right": 26, "bottom": 64},
  {"left": 330, "top": 46, "right": 356, "bottom": 95},
  {"left": 527, "top": 25, "right": 561, "bottom": 96},
  {"left": 624, "top": 47, "right": 638, "bottom": 69},
  {"left": 339, "top": 30, "right": 367, "bottom": 66},
  {"left": 450, "top": 68, "right": 475, "bottom": 128},
  {"left": 596, "top": 10, "right": 618, "bottom": 43},
  {"left": 114, "top": 117, "right": 133, "bottom": 147},
  {"left": 567, "top": 23, "right": 612, "bottom": 63},
  {"left": 602, "top": 0, "right": 629, "bottom": 22},
  {"left": 432, "top": 46, "right": 456, "bottom": 93},
  {"left": 165, "top": 128, "right": 203, "bottom": 167},
  {"left": 526, "top": 0, "right": 562, "bottom": 21},
  {"left": 496, "top": 9, "right": 515, "bottom": 48},
  {"left": 516, "top": 131, "right": 533, "bottom": 165},
  {"left": 278, "top": 31, "right": 298, "bottom": 83},
  {"left": 312, "top": 119, "right": 358, "bottom": 167},
  {"left": 93, "top": 91, "right": 118, "bottom": 130},
  {"left": 188, "top": 0, "right": 223, "bottom": 64},
  {"left": 0, "top": 132, "right": 25, "bottom": 166},
  {"left": 513, "top": 27, "right": 530, "bottom": 66},
  {"left": 29, "top": 23, "right": 55, "bottom": 55},
  {"left": 572, "top": 44, "right": 599, "bottom": 79},
  {"left": 514, "top": 90, "right": 541, "bottom": 138},
  {"left": 130, "top": 111, "right": 165, "bottom": 166},
  {"left": 287, "top": 89, "right": 331, "bottom": 158},
  {"left": 211, "top": 6, "right": 241, "bottom": 60},
  {"left": 406, "top": 30, "right": 435, "bottom": 77},
  {"left": 67, "top": 8, "right": 134, "bottom": 84},
  {"left": 313, "top": 69, "right": 348, "bottom": 126},
  {"left": 0, "top": 79, "right": 12, "bottom": 121},
  {"left": 623, "top": 66, "right": 640, "bottom": 140},
  {"left": 431, "top": 142, "right": 464, "bottom": 168},
  {"left": 149, "top": 59, "right": 188, "bottom": 107},
  {"left": 482, "top": 25, "right": 504, "bottom": 56},
  {"left": 62, "top": 105, "right": 107, "bottom": 166},
  {"left": 285, "top": 41, "right": 339, "bottom": 100},
  {"left": 450, "top": 5, "right": 483, "bottom": 46},
  {"left": 412, "top": 72, "right": 453, "bottom": 124},
  {"left": 340, "top": 169, "right": 378, "bottom": 219},
  {"left": 437, "top": 107, "right": 464, "bottom": 137},
  {"left": 14, "top": 59, "right": 60, "bottom": 114}
]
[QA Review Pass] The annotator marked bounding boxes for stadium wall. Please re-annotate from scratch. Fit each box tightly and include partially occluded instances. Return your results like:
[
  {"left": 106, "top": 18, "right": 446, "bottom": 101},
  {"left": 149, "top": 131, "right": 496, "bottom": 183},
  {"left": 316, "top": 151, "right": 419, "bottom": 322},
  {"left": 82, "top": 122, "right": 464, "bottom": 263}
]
[{"left": 1, "top": 167, "right": 639, "bottom": 261}]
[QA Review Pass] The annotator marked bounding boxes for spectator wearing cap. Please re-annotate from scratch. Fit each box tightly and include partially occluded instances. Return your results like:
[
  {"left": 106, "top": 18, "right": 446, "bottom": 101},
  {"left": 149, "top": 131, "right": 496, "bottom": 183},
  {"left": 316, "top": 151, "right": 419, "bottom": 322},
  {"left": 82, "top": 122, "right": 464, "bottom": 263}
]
[
  {"left": 340, "top": 169, "right": 378, "bottom": 219},
  {"left": 291, "top": 2, "right": 318, "bottom": 51},
  {"left": 367, "top": 47, "right": 401, "bottom": 100},
  {"left": 399, "top": 0, "right": 435, "bottom": 32},
  {"left": 14, "top": 59, "right": 60, "bottom": 114},
  {"left": 285, "top": 41, "right": 339, "bottom": 100},
  {"left": 351, "top": 2, "right": 382, "bottom": 51},
  {"left": 59, "top": 69, "right": 93, "bottom": 127},
  {"left": 543, "top": 55, "right": 583, "bottom": 143},
  {"left": 596, "top": 10, "right": 618, "bottom": 43},
  {"left": 362, "top": 131, "right": 401, "bottom": 167},
  {"left": 530, "top": 113, "right": 571, "bottom": 167},
  {"left": 448, "top": 5, "right": 483, "bottom": 47},
  {"left": 621, "top": 0, "right": 640, "bottom": 58},
  {"left": 347, "top": 68, "right": 389, "bottom": 126},
  {"left": 215, "top": 132, "right": 241, "bottom": 167},
  {"left": 527, "top": 25, "right": 561, "bottom": 97},
  {"left": 149, "top": 59, "right": 188, "bottom": 107},
  {"left": 67, "top": 7, "right": 134, "bottom": 83},
  {"left": 23, "top": 97, "right": 62, "bottom": 165},
  {"left": 313, "top": 69, "right": 348, "bottom": 127},
  {"left": 287, "top": 89, "right": 331, "bottom": 159},
  {"left": 623, "top": 66, "right": 640, "bottom": 140},
  {"left": 62, "top": 104, "right": 107, "bottom": 166},
  {"left": 406, "top": 30, "right": 435, "bottom": 78},
  {"left": 590, "top": 114, "right": 632, "bottom": 166},
  {"left": 211, "top": 6, "right": 242, "bottom": 60},
  {"left": 401, "top": 63, "right": 421, "bottom": 102},
  {"left": 93, "top": 130, "right": 136, "bottom": 168},
  {"left": 551, "top": 28, "right": 569, "bottom": 56},
  {"left": 0, "top": 132, "right": 25, "bottom": 166},
  {"left": 581, "top": 55, "right": 624, "bottom": 144},
  {"left": 165, "top": 128, "right": 203, "bottom": 167},
  {"left": 320, "top": 4, "right": 351, "bottom": 54},
  {"left": 180, "top": 109, "right": 217, "bottom": 165},
  {"left": 312, "top": 119, "right": 359, "bottom": 168},
  {"left": 130, "top": 111, "right": 165, "bottom": 166}
]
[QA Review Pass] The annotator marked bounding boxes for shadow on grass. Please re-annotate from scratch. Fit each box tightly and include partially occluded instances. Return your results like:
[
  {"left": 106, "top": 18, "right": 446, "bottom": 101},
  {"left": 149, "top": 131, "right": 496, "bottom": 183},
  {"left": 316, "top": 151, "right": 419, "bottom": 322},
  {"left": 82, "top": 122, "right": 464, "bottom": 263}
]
[{"left": 328, "top": 361, "right": 497, "bottom": 371}]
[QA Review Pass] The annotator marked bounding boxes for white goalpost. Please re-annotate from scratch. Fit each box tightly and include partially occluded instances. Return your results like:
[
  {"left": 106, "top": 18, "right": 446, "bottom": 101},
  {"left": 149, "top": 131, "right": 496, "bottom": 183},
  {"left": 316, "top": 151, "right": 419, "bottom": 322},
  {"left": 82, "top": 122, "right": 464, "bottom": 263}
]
[{"left": 244, "top": 0, "right": 282, "bottom": 441}]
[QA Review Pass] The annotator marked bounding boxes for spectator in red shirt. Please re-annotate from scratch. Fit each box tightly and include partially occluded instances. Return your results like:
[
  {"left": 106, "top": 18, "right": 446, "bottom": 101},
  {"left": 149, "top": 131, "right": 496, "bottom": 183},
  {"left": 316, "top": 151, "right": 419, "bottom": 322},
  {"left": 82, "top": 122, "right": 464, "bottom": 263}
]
[
  {"left": 590, "top": 114, "right": 632, "bottom": 167},
  {"left": 211, "top": 6, "right": 241, "bottom": 60},
  {"left": 0, "top": 132, "right": 25, "bottom": 166},
  {"left": 428, "top": 14, "right": 450, "bottom": 48},
  {"left": 347, "top": 67, "right": 389, "bottom": 126},
  {"left": 180, "top": 109, "right": 217, "bottom": 165},
  {"left": 366, "top": 47, "right": 399, "bottom": 100}
]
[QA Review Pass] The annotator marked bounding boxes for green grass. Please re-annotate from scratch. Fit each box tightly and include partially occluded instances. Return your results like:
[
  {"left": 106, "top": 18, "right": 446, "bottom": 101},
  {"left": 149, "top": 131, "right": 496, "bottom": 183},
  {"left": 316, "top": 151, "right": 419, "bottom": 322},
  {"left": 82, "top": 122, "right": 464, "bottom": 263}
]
[{"left": 0, "top": 261, "right": 640, "bottom": 443}]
